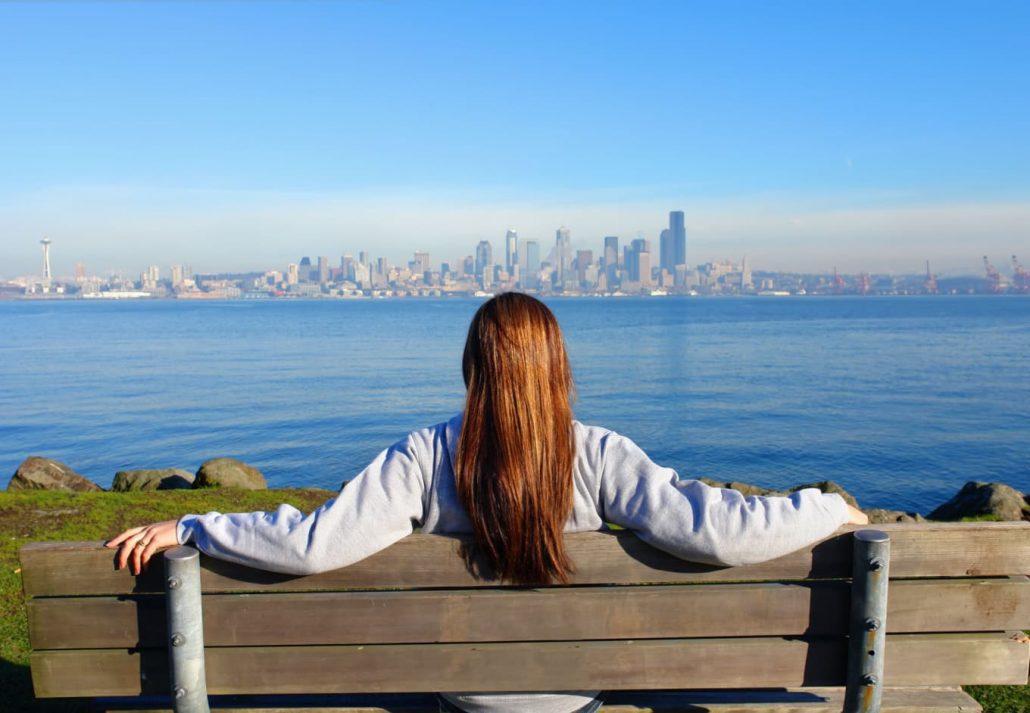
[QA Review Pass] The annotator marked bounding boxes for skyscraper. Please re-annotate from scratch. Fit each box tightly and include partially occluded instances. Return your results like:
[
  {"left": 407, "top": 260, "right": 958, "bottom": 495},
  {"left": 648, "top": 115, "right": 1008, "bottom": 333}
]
[
  {"left": 555, "top": 226, "right": 572, "bottom": 286},
  {"left": 659, "top": 228, "right": 674, "bottom": 273},
  {"left": 524, "top": 240, "right": 540, "bottom": 288},
  {"left": 475, "top": 240, "right": 493, "bottom": 288},
  {"left": 603, "top": 236, "right": 619, "bottom": 284},
  {"left": 317, "top": 256, "right": 329, "bottom": 284},
  {"left": 505, "top": 230, "right": 518, "bottom": 275},
  {"left": 670, "top": 210, "right": 687, "bottom": 267}
]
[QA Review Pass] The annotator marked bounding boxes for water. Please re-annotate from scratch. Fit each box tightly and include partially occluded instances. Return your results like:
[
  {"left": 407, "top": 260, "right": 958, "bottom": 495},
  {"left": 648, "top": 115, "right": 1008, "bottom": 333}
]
[{"left": 1, "top": 296, "right": 1027, "bottom": 514}]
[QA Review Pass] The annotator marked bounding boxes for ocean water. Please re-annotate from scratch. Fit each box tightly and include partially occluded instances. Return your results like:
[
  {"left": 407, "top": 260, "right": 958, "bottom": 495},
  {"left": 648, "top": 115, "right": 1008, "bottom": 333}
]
[{"left": 1, "top": 296, "right": 1027, "bottom": 514}]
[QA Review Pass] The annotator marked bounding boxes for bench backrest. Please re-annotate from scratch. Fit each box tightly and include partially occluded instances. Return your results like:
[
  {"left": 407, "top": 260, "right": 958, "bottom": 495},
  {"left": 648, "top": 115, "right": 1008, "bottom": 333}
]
[{"left": 20, "top": 522, "right": 1030, "bottom": 698}]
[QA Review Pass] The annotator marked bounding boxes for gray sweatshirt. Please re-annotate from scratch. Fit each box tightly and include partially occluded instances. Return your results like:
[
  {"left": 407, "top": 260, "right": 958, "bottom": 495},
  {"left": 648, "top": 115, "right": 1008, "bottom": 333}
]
[{"left": 177, "top": 414, "right": 849, "bottom": 713}]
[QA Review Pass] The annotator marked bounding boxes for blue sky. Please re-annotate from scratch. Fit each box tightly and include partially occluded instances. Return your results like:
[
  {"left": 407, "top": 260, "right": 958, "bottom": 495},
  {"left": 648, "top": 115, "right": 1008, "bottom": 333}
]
[{"left": 1, "top": 1, "right": 1028, "bottom": 277}]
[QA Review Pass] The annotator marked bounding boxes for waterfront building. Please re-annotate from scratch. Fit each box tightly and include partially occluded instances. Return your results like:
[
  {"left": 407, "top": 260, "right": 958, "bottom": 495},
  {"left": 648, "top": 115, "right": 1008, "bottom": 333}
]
[
  {"left": 171, "top": 264, "right": 184, "bottom": 287},
  {"left": 287, "top": 263, "right": 299, "bottom": 285},
  {"left": 317, "top": 256, "right": 329, "bottom": 285}
]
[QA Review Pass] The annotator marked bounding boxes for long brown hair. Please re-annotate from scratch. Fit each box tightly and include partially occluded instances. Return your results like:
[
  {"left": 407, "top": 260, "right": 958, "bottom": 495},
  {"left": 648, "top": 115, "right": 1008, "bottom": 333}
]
[{"left": 456, "top": 292, "right": 576, "bottom": 585}]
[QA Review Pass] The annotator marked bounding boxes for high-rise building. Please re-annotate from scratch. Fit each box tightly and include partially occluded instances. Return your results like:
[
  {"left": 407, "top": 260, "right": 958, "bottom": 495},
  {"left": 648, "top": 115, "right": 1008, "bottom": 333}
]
[
  {"left": 576, "top": 250, "right": 593, "bottom": 286},
  {"left": 505, "top": 230, "right": 518, "bottom": 275},
  {"left": 413, "top": 251, "right": 431, "bottom": 275},
  {"left": 670, "top": 210, "right": 687, "bottom": 267},
  {"left": 475, "top": 241, "right": 492, "bottom": 275},
  {"left": 475, "top": 241, "right": 493, "bottom": 288},
  {"left": 638, "top": 250, "right": 653, "bottom": 289},
  {"left": 627, "top": 238, "right": 650, "bottom": 282},
  {"left": 287, "top": 263, "right": 299, "bottom": 285},
  {"left": 603, "top": 236, "right": 619, "bottom": 287},
  {"left": 299, "top": 256, "right": 312, "bottom": 282},
  {"left": 317, "top": 256, "right": 329, "bottom": 284},
  {"left": 555, "top": 226, "right": 572, "bottom": 286},
  {"left": 171, "top": 264, "right": 184, "bottom": 287},
  {"left": 659, "top": 228, "right": 675, "bottom": 273}
]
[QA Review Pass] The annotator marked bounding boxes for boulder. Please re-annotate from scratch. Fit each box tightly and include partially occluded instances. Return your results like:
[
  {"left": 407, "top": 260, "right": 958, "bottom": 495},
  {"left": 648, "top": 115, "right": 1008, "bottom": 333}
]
[
  {"left": 112, "top": 468, "right": 195, "bottom": 492},
  {"left": 8, "top": 456, "right": 102, "bottom": 492},
  {"left": 928, "top": 481, "right": 1030, "bottom": 522},
  {"left": 790, "top": 480, "right": 859, "bottom": 508},
  {"left": 699, "top": 478, "right": 786, "bottom": 498},
  {"left": 864, "top": 508, "right": 926, "bottom": 524},
  {"left": 194, "top": 458, "right": 267, "bottom": 490}
]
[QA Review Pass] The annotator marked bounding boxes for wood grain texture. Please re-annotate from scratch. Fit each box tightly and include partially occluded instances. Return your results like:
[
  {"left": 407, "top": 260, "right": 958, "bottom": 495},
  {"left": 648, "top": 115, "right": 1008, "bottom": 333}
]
[
  {"left": 31, "top": 632, "right": 1028, "bottom": 698},
  {"left": 26, "top": 578, "right": 1030, "bottom": 650},
  {"left": 95, "top": 687, "right": 984, "bottom": 712},
  {"left": 19, "top": 522, "right": 1030, "bottom": 596}
]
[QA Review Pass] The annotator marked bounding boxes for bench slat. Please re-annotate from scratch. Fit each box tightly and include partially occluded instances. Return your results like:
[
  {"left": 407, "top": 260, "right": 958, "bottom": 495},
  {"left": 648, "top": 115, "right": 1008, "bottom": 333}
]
[
  {"left": 26, "top": 578, "right": 1030, "bottom": 650},
  {"left": 91, "top": 687, "right": 985, "bottom": 713},
  {"left": 19, "top": 523, "right": 1030, "bottom": 596},
  {"left": 30, "top": 632, "right": 1028, "bottom": 698}
]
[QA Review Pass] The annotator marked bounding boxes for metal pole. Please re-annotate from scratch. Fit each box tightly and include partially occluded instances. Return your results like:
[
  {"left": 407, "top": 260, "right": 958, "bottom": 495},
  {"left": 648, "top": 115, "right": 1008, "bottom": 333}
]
[
  {"left": 843, "top": 529, "right": 890, "bottom": 713},
  {"left": 165, "top": 546, "right": 210, "bottom": 713}
]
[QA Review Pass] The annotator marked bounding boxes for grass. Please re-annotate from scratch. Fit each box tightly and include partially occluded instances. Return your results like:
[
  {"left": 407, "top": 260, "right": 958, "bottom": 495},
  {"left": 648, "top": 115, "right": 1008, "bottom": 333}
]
[
  {"left": 1, "top": 488, "right": 332, "bottom": 712},
  {"left": 2, "top": 489, "right": 1028, "bottom": 712}
]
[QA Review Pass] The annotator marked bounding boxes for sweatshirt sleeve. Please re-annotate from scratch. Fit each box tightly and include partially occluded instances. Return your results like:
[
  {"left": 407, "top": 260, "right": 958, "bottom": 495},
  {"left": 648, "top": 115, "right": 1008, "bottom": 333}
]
[
  {"left": 175, "top": 432, "right": 427, "bottom": 575},
  {"left": 597, "top": 432, "right": 849, "bottom": 566}
]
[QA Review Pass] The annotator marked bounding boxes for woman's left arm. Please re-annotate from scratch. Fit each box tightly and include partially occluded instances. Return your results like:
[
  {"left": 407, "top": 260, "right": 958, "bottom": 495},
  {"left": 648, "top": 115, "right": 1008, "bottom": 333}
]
[{"left": 107, "top": 430, "right": 428, "bottom": 576}]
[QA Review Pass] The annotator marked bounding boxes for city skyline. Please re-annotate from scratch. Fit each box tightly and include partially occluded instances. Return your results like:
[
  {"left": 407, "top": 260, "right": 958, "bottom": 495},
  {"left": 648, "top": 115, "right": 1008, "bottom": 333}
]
[{"left": 1, "top": 2, "right": 1028, "bottom": 276}]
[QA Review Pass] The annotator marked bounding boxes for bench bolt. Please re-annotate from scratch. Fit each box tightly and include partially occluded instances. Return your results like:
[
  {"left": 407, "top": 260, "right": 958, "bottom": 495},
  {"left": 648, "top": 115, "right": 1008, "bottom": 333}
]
[
  {"left": 864, "top": 617, "right": 880, "bottom": 631},
  {"left": 174, "top": 686, "right": 187, "bottom": 700},
  {"left": 171, "top": 632, "right": 186, "bottom": 647},
  {"left": 862, "top": 674, "right": 878, "bottom": 687},
  {"left": 167, "top": 577, "right": 181, "bottom": 590}
]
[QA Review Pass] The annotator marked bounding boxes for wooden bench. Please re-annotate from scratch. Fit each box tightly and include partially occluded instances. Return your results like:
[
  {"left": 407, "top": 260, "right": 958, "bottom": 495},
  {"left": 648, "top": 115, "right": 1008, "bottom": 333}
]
[{"left": 19, "top": 522, "right": 1030, "bottom": 712}]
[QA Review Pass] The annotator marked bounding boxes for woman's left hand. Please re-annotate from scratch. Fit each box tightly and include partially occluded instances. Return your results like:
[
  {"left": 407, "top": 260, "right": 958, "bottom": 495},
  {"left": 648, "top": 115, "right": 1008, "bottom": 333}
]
[{"left": 105, "top": 520, "right": 180, "bottom": 575}]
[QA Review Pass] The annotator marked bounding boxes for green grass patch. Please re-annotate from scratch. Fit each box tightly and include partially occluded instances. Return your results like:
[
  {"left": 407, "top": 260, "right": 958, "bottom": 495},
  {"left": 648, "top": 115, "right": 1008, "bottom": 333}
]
[{"left": 1, "top": 488, "right": 332, "bottom": 712}]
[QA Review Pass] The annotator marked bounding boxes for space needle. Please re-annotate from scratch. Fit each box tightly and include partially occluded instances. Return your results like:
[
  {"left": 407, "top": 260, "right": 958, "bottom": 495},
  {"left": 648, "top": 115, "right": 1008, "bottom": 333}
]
[{"left": 40, "top": 238, "right": 52, "bottom": 291}]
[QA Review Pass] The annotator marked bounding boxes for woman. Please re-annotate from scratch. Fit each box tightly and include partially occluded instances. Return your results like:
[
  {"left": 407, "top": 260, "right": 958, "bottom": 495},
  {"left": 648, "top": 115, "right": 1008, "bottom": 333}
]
[{"left": 109, "top": 292, "right": 867, "bottom": 713}]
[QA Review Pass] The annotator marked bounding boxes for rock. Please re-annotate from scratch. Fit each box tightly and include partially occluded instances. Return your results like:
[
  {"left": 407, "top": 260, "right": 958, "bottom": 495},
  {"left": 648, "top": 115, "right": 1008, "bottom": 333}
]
[
  {"left": 790, "top": 480, "right": 859, "bottom": 508},
  {"left": 699, "top": 478, "right": 787, "bottom": 498},
  {"left": 8, "top": 456, "right": 102, "bottom": 492},
  {"left": 112, "top": 468, "right": 195, "bottom": 492},
  {"left": 864, "top": 508, "right": 926, "bottom": 524},
  {"left": 928, "top": 481, "right": 1030, "bottom": 522},
  {"left": 194, "top": 458, "right": 267, "bottom": 490}
]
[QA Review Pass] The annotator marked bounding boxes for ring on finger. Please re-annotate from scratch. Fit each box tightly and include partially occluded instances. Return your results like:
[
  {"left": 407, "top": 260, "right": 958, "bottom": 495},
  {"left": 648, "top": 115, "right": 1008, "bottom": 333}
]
[{"left": 136, "top": 540, "right": 149, "bottom": 549}]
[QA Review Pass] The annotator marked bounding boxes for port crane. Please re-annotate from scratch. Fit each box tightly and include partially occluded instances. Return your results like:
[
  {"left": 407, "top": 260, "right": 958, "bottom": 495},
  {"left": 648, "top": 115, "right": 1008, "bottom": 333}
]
[
  {"left": 924, "top": 260, "right": 938, "bottom": 294},
  {"left": 1013, "top": 255, "right": 1030, "bottom": 293},
  {"left": 983, "top": 256, "right": 1004, "bottom": 293},
  {"left": 832, "top": 266, "right": 846, "bottom": 294},
  {"left": 856, "top": 273, "right": 871, "bottom": 295}
]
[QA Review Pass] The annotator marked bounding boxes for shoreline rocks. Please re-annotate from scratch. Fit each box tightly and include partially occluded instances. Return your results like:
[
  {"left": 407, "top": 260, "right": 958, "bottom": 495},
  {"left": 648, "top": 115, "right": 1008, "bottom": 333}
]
[
  {"left": 5, "top": 456, "right": 1028, "bottom": 523},
  {"left": 928, "top": 481, "right": 1030, "bottom": 522},
  {"left": 112, "top": 468, "right": 195, "bottom": 492},
  {"left": 193, "top": 458, "right": 268, "bottom": 490},
  {"left": 7, "top": 456, "right": 103, "bottom": 492}
]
